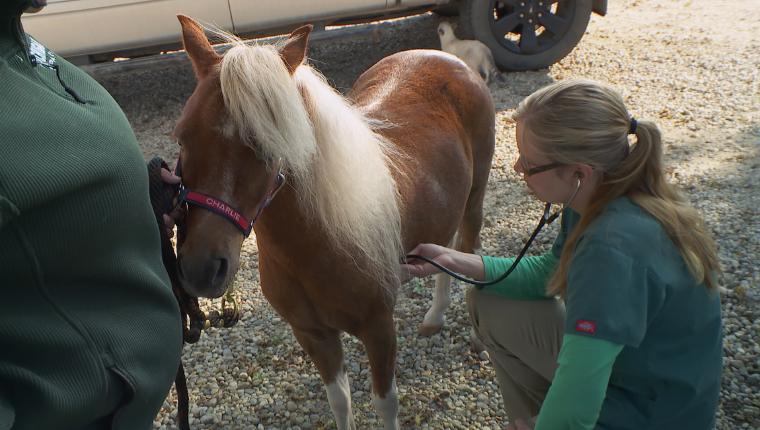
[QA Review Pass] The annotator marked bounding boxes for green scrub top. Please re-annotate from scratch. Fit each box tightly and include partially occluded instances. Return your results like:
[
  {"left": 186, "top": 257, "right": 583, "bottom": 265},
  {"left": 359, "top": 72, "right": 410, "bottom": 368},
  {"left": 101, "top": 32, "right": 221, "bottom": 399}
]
[{"left": 558, "top": 197, "right": 722, "bottom": 429}]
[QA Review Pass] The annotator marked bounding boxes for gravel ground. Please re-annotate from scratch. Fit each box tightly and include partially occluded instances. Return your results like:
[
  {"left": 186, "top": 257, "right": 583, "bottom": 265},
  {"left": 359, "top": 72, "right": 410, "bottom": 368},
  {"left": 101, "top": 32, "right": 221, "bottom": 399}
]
[{"left": 86, "top": 0, "right": 759, "bottom": 428}]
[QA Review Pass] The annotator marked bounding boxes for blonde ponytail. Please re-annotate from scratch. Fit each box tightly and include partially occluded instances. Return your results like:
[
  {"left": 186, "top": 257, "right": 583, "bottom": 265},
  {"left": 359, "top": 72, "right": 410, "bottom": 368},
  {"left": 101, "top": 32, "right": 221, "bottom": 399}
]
[{"left": 512, "top": 80, "right": 721, "bottom": 297}]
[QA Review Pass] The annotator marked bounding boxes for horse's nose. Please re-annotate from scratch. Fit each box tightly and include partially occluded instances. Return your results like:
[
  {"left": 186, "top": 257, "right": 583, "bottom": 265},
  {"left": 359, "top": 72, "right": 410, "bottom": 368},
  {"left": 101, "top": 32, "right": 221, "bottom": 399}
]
[
  {"left": 177, "top": 254, "right": 230, "bottom": 298},
  {"left": 209, "top": 257, "right": 229, "bottom": 285}
]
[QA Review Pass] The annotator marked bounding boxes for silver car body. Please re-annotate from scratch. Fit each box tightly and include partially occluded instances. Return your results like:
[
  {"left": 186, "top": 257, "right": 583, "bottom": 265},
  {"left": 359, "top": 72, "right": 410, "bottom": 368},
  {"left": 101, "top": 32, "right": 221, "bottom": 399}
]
[{"left": 22, "top": 0, "right": 446, "bottom": 60}]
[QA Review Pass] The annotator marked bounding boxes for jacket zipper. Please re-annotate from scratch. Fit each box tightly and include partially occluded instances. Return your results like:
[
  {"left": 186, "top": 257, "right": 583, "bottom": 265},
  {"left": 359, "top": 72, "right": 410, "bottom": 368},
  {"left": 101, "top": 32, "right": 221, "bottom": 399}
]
[{"left": 13, "top": 15, "right": 86, "bottom": 104}]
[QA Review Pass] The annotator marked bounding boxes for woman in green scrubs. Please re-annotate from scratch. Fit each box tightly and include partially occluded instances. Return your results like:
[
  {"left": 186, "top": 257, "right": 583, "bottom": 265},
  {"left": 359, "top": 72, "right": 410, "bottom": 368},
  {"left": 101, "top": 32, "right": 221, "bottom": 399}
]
[{"left": 402, "top": 79, "right": 722, "bottom": 430}]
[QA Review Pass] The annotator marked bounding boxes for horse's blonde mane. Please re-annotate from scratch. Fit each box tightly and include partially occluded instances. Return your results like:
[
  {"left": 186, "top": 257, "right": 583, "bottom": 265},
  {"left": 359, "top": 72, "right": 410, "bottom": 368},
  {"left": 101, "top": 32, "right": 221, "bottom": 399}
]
[{"left": 219, "top": 40, "right": 403, "bottom": 294}]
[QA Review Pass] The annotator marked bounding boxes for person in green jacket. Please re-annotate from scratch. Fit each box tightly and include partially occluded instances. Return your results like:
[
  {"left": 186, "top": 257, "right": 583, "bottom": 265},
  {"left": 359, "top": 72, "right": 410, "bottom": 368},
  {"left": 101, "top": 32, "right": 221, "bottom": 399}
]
[
  {"left": 402, "top": 79, "right": 723, "bottom": 429},
  {"left": 0, "top": 1, "right": 183, "bottom": 429}
]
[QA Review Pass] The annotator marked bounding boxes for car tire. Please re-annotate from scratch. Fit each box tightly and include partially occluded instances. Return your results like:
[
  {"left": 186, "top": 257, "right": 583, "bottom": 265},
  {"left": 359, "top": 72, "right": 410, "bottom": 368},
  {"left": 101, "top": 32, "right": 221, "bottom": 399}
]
[{"left": 458, "top": 0, "right": 592, "bottom": 70}]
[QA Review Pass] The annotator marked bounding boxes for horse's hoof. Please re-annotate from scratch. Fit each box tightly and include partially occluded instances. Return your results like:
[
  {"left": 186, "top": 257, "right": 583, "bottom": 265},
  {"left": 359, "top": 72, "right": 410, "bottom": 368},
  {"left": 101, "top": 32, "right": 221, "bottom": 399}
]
[
  {"left": 469, "top": 334, "right": 487, "bottom": 354},
  {"left": 418, "top": 323, "right": 443, "bottom": 337}
]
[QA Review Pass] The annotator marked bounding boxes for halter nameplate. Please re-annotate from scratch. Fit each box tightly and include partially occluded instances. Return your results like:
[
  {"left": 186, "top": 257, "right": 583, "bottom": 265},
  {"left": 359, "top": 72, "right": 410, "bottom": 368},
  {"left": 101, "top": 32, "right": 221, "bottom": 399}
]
[
  {"left": 177, "top": 169, "right": 286, "bottom": 238},
  {"left": 178, "top": 189, "right": 254, "bottom": 236}
]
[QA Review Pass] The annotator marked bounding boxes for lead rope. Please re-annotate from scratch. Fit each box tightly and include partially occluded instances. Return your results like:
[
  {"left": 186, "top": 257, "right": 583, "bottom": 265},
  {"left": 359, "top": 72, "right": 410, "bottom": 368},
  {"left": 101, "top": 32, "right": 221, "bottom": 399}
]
[{"left": 147, "top": 157, "right": 241, "bottom": 430}]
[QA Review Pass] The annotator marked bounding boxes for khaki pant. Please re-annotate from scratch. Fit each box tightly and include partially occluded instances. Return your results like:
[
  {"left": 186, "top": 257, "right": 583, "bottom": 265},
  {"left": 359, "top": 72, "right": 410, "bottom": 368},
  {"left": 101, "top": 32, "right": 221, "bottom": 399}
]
[{"left": 467, "top": 286, "right": 565, "bottom": 421}]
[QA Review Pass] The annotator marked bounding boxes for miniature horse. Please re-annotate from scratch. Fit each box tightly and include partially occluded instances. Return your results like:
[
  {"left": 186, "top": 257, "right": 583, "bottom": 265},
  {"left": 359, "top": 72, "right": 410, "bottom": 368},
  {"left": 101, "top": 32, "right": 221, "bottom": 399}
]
[{"left": 173, "top": 15, "right": 494, "bottom": 428}]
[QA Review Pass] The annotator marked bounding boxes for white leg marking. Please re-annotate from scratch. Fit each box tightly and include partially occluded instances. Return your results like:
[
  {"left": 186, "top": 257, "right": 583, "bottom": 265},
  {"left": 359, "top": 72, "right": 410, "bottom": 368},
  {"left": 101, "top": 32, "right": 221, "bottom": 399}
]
[
  {"left": 470, "top": 326, "right": 487, "bottom": 354},
  {"left": 420, "top": 234, "right": 457, "bottom": 334},
  {"left": 325, "top": 368, "right": 356, "bottom": 430},
  {"left": 421, "top": 272, "right": 452, "bottom": 330},
  {"left": 372, "top": 377, "right": 400, "bottom": 429}
]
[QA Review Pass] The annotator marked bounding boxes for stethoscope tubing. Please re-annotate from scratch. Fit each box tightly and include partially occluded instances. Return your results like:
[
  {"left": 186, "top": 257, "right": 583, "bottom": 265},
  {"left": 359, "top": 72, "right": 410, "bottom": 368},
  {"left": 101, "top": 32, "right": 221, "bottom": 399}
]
[{"left": 404, "top": 179, "right": 581, "bottom": 288}]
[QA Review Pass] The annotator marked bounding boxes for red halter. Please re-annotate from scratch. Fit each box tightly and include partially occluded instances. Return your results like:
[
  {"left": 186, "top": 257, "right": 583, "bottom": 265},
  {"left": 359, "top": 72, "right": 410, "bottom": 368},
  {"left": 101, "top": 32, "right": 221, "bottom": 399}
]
[{"left": 176, "top": 160, "right": 285, "bottom": 237}]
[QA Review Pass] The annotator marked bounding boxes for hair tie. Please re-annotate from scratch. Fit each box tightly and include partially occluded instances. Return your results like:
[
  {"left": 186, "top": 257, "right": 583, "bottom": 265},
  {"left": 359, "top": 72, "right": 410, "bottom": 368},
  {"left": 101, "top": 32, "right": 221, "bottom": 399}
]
[{"left": 629, "top": 117, "right": 638, "bottom": 135}]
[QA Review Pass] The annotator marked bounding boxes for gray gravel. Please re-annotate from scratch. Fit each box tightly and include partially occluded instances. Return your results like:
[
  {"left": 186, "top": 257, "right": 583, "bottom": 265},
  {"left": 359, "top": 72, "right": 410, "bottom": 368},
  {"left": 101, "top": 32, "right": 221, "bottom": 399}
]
[{"left": 86, "top": 0, "right": 759, "bottom": 428}]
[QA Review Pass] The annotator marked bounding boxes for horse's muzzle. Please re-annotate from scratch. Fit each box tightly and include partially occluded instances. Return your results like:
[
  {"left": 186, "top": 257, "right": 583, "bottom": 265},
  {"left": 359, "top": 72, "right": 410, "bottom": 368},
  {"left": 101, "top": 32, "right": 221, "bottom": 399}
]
[{"left": 177, "top": 253, "right": 231, "bottom": 298}]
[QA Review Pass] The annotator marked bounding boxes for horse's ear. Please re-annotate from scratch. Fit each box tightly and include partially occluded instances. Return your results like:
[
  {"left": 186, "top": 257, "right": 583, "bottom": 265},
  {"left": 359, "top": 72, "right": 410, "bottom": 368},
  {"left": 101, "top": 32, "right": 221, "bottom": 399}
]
[
  {"left": 178, "top": 14, "right": 221, "bottom": 78},
  {"left": 280, "top": 24, "right": 313, "bottom": 74}
]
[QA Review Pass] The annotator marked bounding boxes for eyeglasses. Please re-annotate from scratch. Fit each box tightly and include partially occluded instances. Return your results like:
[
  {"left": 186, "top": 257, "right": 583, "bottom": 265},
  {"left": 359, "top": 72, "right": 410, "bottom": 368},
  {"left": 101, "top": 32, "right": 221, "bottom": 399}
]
[
  {"left": 518, "top": 154, "right": 565, "bottom": 177},
  {"left": 524, "top": 162, "right": 565, "bottom": 177}
]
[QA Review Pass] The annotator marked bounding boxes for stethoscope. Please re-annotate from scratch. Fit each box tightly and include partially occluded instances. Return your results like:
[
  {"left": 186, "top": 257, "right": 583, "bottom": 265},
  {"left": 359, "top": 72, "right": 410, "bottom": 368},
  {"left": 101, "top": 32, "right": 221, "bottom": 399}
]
[{"left": 403, "top": 178, "right": 582, "bottom": 289}]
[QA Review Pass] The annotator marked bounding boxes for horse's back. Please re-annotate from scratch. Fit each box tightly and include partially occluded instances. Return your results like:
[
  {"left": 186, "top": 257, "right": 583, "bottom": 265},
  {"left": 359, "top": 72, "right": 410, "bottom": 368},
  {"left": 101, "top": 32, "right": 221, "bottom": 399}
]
[
  {"left": 350, "top": 49, "right": 492, "bottom": 124},
  {"left": 349, "top": 49, "right": 494, "bottom": 165},
  {"left": 349, "top": 49, "right": 496, "bottom": 250}
]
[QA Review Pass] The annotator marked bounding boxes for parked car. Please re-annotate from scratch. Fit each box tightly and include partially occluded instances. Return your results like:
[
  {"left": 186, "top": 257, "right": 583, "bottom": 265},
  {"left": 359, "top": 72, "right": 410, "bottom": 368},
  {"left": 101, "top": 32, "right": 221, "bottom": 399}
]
[{"left": 22, "top": 0, "right": 606, "bottom": 70}]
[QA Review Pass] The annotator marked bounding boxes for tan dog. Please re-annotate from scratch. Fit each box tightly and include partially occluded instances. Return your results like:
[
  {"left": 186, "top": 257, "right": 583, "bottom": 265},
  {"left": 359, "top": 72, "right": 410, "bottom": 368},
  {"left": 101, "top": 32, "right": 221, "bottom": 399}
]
[{"left": 437, "top": 21, "right": 503, "bottom": 84}]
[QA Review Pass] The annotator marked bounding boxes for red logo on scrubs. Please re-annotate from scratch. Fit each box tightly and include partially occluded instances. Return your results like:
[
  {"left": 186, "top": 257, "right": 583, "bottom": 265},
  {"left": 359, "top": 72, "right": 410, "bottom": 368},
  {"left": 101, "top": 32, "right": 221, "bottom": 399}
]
[{"left": 575, "top": 320, "right": 596, "bottom": 334}]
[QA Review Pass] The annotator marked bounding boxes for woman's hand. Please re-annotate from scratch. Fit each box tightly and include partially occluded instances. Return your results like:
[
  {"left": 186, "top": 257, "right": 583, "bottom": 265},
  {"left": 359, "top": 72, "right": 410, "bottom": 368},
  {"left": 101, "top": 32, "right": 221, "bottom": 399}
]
[
  {"left": 160, "top": 168, "right": 184, "bottom": 238},
  {"left": 401, "top": 243, "right": 485, "bottom": 283},
  {"left": 401, "top": 243, "right": 457, "bottom": 280}
]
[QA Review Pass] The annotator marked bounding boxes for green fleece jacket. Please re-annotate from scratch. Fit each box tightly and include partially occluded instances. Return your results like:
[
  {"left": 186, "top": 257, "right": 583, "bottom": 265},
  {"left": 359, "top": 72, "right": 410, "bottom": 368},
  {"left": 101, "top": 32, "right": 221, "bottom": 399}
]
[{"left": 0, "top": 3, "right": 182, "bottom": 429}]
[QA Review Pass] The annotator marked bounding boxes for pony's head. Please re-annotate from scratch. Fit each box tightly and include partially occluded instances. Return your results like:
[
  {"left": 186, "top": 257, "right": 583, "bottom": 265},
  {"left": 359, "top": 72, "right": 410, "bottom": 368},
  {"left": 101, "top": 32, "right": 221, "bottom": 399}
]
[{"left": 173, "top": 15, "right": 313, "bottom": 298}]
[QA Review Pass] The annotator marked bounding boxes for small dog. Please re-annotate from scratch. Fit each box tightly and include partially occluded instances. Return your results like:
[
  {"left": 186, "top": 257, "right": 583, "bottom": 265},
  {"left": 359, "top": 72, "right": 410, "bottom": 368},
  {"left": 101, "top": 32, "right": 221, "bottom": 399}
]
[{"left": 437, "top": 21, "right": 503, "bottom": 84}]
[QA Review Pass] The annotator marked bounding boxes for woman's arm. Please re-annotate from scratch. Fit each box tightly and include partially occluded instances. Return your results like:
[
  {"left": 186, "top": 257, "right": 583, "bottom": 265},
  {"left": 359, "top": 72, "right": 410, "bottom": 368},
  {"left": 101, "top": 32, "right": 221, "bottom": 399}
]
[
  {"left": 534, "top": 334, "right": 623, "bottom": 430},
  {"left": 480, "top": 252, "right": 558, "bottom": 299},
  {"left": 401, "top": 243, "right": 486, "bottom": 281},
  {"left": 401, "top": 244, "right": 558, "bottom": 300}
]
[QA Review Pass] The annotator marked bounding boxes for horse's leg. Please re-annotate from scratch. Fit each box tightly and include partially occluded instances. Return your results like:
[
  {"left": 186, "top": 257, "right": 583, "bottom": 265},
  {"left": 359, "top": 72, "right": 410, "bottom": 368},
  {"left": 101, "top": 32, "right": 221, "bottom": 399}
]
[
  {"left": 458, "top": 162, "right": 490, "bottom": 354},
  {"left": 359, "top": 312, "right": 399, "bottom": 429},
  {"left": 292, "top": 327, "right": 356, "bottom": 430},
  {"left": 419, "top": 154, "right": 490, "bottom": 337},
  {"left": 457, "top": 182, "right": 486, "bottom": 254},
  {"left": 259, "top": 261, "right": 356, "bottom": 429},
  {"left": 419, "top": 236, "right": 455, "bottom": 336}
]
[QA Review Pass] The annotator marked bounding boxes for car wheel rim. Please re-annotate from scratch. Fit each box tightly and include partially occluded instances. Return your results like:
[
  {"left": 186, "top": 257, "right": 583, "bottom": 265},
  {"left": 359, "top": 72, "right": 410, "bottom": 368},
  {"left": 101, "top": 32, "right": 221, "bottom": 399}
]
[{"left": 488, "top": 0, "right": 577, "bottom": 56}]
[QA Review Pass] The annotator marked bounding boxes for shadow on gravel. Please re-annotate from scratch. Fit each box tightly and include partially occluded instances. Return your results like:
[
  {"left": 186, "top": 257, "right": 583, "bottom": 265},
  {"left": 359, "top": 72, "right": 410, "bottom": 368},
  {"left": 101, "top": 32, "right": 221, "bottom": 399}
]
[
  {"left": 489, "top": 71, "right": 555, "bottom": 113},
  {"left": 83, "top": 13, "right": 444, "bottom": 161},
  {"left": 86, "top": 13, "right": 443, "bottom": 122},
  {"left": 685, "top": 124, "right": 759, "bottom": 281},
  {"left": 84, "top": 12, "right": 554, "bottom": 161},
  {"left": 684, "top": 124, "right": 759, "bottom": 430},
  {"left": 711, "top": 124, "right": 760, "bottom": 192}
]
